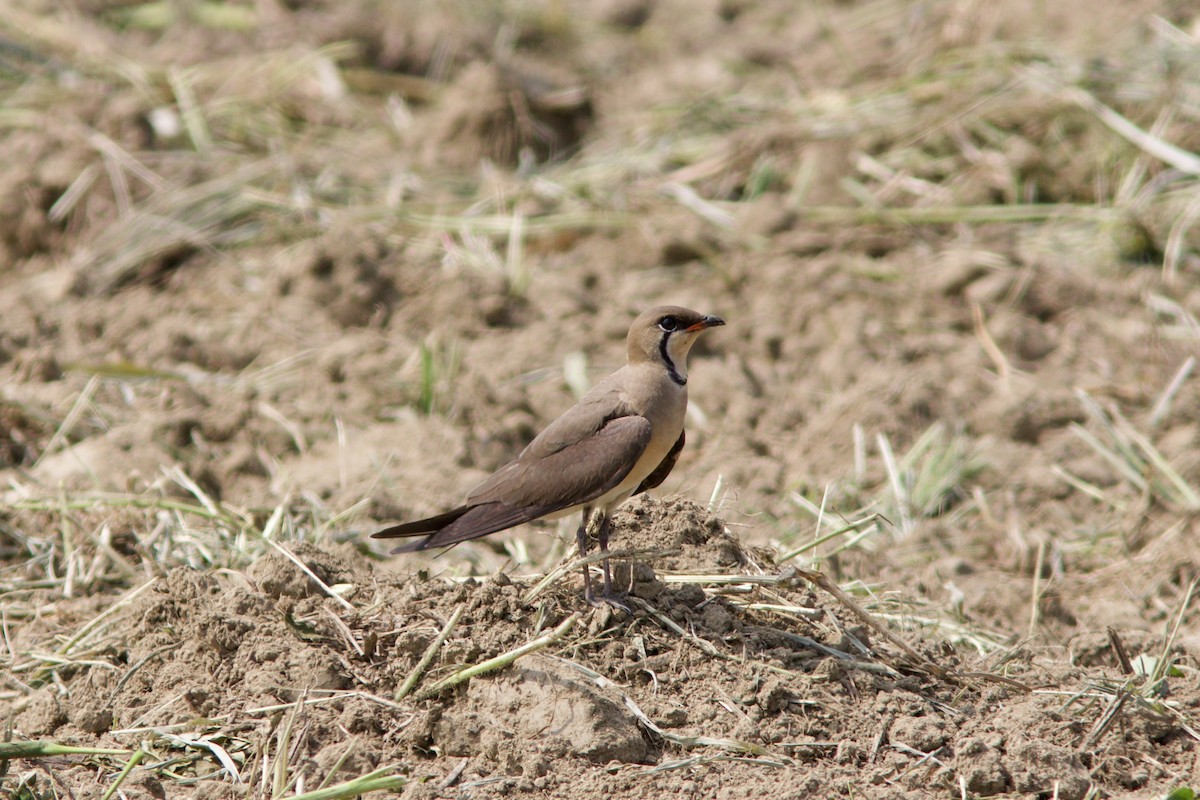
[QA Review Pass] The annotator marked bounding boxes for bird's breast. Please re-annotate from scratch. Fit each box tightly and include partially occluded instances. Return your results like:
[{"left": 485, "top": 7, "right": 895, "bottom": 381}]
[{"left": 597, "top": 377, "right": 686, "bottom": 508}]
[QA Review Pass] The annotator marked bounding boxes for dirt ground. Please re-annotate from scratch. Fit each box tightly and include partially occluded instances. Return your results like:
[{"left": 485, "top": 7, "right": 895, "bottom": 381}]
[{"left": 3, "top": 0, "right": 1200, "bottom": 797}]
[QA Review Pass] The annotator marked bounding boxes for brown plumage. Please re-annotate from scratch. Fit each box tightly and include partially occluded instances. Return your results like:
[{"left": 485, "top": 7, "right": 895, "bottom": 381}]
[{"left": 372, "top": 305, "right": 724, "bottom": 604}]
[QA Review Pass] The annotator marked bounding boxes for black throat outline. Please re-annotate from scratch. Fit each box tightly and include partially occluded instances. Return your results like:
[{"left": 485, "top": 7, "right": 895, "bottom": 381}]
[{"left": 659, "top": 332, "right": 687, "bottom": 386}]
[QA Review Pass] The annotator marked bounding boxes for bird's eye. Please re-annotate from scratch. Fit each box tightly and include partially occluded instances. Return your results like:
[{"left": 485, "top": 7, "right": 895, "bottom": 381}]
[{"left": 658, "top": 316, "right": 678, "bottom": 332}]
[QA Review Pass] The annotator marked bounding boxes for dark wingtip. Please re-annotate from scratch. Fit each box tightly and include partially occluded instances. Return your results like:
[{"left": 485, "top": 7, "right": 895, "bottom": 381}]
[
  {"left": 371, "top": 523, "right": 421, "bottom": 540},
  {"left": 390, "top": 538, "right": 433, "bottom": 554},
  {"left": 371, "top": 506, "right": 472, "bottom": 539}
]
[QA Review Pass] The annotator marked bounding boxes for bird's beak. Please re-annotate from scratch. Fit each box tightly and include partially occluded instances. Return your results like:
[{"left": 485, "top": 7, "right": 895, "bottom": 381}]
[{"left": 686, "top": 314, "right": 725, "bottom": 332}]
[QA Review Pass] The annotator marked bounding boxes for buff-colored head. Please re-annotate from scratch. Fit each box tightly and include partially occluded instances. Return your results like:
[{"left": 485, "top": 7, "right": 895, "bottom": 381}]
[{"left": 626, "top": 305, "right": 724, "bottom": 382}]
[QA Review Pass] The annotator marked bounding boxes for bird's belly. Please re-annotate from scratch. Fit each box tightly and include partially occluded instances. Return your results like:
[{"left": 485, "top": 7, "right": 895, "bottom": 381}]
[{"left": 597, "top": 420, "right": 682, "bottom": 509}]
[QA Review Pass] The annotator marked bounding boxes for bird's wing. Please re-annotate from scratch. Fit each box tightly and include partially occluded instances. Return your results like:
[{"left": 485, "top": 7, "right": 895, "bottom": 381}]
[
  {"left": 371, "top": 506, "right": 472, "bottom": 539},
  {"left": 467, "top": 388, "right": 639, "bottom": 503},
  {"left": 391, "top": 414, "right": 653, "bottom": 551},
  {"left": 384, "top": 502, "right": 558, "bottom": 551},
  {"left": 470, "top": 410, "right": 652, "bottom": 508},
  {"left": 635, "top": 429, "right": 685, "bottom": 495}
]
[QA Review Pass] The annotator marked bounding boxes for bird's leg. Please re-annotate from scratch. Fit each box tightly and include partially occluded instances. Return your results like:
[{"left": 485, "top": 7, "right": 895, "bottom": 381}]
[
  {"left": 595, "top": 513, "right": 631, "bottom": 612},
  {"left": 598, "top": 513, "right": 615, "bottom": 599},
  {"left": 576, "top": 506, "right": 594, "bottom": 603}
]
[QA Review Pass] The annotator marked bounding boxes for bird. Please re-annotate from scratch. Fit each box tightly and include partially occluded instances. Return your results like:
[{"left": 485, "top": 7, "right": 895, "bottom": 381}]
[{"left": 372, "top": 305, "right": 725, "bottom": 604}]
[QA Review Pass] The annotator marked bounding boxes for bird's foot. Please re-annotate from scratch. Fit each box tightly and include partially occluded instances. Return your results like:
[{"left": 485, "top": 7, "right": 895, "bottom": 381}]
[{"left": 586, "top": 589, "right": 631, "bottom": 614}]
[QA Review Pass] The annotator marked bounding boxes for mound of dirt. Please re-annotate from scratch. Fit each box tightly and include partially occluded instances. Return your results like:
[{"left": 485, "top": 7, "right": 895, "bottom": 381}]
[{"left": 8, "top": 499, "right": 1196, "bottom": 799}]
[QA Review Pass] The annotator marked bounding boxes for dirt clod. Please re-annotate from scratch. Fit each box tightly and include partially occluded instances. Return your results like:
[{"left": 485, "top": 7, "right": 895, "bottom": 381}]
[{"left": 435, "top": 654, "right": 651, "bottom": 765}]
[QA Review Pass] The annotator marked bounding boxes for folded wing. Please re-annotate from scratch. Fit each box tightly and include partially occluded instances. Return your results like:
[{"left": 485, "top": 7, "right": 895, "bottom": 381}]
[{"left": 372, "top": 413, "right": 652, "bottom": 551}]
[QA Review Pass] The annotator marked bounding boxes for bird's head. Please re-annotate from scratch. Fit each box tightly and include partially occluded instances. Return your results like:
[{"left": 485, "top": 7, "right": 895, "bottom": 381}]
[{"left": 627, "top": 305, "right": 725, "bottom": 383}]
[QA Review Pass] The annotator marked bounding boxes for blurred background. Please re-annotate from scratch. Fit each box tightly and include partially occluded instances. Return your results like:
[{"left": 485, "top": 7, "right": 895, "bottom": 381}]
[{"left": 2, "top": 0, "right": 1200, "bottom": 793}]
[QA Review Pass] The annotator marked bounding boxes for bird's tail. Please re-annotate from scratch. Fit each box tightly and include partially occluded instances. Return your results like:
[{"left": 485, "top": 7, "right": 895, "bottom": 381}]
[
  {"left": 371, "top": 507, "right": 472, "bottom": 540},
  {"left": 371, "top": 502, "right": 558, "bottom": 553}
]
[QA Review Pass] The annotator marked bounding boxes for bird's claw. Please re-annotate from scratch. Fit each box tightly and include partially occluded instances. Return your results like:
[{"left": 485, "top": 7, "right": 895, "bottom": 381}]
[{"left": 586, "top": 590, "right": 631, "bottom": 614}]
